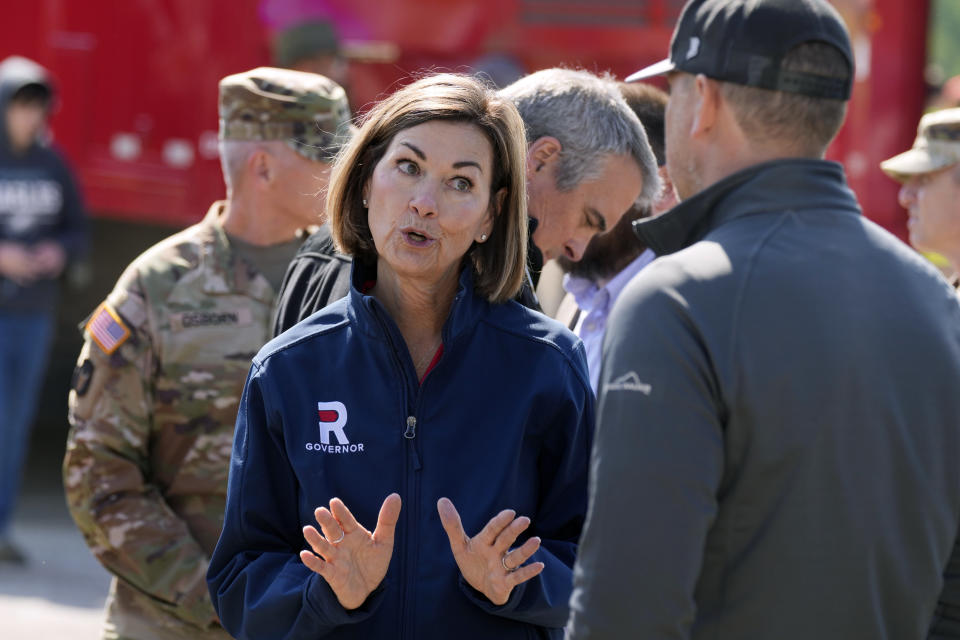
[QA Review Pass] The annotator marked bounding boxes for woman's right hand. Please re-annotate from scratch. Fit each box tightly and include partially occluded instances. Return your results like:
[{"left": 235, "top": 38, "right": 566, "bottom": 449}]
[{"left": 300, "top": 493, "right": 402, "bottom": 610}]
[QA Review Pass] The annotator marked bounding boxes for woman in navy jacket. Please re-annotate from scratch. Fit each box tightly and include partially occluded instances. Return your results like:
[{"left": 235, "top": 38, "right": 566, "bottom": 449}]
[{"left": 207, "top": 73, "right": 594, "bottom": 639}]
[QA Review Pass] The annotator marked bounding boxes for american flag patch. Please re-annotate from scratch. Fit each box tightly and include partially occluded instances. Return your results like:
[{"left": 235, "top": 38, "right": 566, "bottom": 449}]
[{"left": 86, "top": 303, "right": 131, "bottom": 355}]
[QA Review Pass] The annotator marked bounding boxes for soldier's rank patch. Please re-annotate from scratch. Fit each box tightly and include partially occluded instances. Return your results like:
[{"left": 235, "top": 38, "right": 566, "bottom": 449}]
[
  {"left": 86, "top": 303, "right": 131, "bottom": 354},
  {"left": 71, "top": 359, "right": 94, "bottom": 396}
]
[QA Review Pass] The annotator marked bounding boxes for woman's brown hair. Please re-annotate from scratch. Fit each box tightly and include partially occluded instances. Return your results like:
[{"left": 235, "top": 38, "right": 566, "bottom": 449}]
[{"left": 326, "top": 73, "right": 528, "bottom": 303}]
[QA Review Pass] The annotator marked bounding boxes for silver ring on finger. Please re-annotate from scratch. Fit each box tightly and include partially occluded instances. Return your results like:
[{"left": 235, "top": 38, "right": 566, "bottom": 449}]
[
  {"left": 501, "top": 552, "right": 516, "bottom": 573},
  {"left": 330, "top": 530, "right": 345, "bottom": 544}
]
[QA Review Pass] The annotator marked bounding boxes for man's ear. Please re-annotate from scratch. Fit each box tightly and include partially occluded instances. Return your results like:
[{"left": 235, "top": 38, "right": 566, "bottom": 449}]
[
  {"left": 653, "top": 165, "right": 679, "bottom": 214},
  {"left": 249, "top": 148, "right": 273, "bottom": 187},
  {"left": 691, "top": 74, "right": 720, "bottom": 138},
  {"left": 525, "top": 136, "right": 562, "bottom": 177}
]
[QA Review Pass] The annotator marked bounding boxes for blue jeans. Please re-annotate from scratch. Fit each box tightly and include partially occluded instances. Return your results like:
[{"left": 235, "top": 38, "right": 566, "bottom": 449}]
[{"left": 0, "top": 311, "right": 54, "bottom": 536}]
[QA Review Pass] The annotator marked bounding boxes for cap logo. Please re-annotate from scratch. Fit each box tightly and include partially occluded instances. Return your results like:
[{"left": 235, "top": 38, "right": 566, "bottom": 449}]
[{"left": 686, "top": 37, "right": 701, "bottom": 61}]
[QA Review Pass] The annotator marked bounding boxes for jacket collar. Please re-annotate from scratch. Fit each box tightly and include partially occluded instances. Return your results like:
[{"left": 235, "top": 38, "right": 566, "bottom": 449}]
[
  {"left": 347, "top": 259, "right": 487, "bottom": 344},
  {"left": 633, "top": 158, "right": 859, "bottom": 256},
  {"left": 195, "top": 201, "right": 275, "bottom": 304}
]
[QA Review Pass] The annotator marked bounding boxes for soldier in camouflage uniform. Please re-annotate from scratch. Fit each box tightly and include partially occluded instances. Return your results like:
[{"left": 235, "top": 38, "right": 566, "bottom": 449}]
[
  {"left": 63, "top": 67, "right": 353, "bottom": 640},
  {"left": 881, "top": 107, "right": 960, "bottom": 283}
]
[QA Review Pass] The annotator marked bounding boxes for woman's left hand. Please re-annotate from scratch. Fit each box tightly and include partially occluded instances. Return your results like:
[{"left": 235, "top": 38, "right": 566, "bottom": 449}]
[{"left": 437, "top": 497, "right": 545, "bottom": 605}]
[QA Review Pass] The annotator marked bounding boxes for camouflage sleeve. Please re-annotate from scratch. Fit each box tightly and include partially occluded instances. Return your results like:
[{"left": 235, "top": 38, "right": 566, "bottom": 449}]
[{"left": 63, "top": 275, "right": 218, "bottom": 631}]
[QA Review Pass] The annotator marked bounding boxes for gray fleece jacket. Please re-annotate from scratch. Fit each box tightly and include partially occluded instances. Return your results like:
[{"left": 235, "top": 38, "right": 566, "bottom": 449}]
[{"left": 567, "top": 159, "right": 960, "bottom": 640}]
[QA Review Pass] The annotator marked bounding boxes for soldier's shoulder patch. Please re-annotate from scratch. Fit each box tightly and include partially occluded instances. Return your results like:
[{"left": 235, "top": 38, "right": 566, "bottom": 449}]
[
  {"left": 71, "top": 358, "right": 94, "bottom": 397},
  {"left": 85, "top": 303, "right": 131, "bottom": 354}
]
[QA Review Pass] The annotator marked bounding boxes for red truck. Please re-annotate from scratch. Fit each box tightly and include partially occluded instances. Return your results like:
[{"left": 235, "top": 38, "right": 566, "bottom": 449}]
[
  {"left": 0, "top": 0, "right": 931, "bottom": 430},
  {"left": 0, "top": 0, "right": 927, "bottom": 235}
]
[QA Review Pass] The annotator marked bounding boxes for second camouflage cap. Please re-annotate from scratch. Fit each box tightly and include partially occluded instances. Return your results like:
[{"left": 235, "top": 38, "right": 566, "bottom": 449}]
[
  {"left": 272, "top": 21, "right": 341, "bottom": 68},
  {"left": 881, "top": 107, "right": 960, "bottom": 181},
  {"left": 219, "top": 66, "right": 353, "bottom": 162}
]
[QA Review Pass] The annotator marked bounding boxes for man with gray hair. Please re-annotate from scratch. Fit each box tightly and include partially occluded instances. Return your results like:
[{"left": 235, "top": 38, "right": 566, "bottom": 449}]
[
  {"left": 272, "top": 67, "right": 658, "bottom": 333},
  {"left": 63, "top": 67, "right": 351, "bottom": 640},
  {"left": 552, "top": 82, "right": 676, "bottom": 393},
  {"left": 500, "top": 67, "right": 658, "bottom": 265}
]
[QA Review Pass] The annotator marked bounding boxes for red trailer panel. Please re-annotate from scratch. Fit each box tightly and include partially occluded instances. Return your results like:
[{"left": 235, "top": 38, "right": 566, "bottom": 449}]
[{"left": 0, "top": 0, "right": 928, "bottom": 240}]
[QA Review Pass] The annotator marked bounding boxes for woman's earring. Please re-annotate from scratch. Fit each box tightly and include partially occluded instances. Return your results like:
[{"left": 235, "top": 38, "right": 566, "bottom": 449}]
[
  {"left": 480, "top": 234, "right": 487, "bottom": 242},
  {"left": 362, "top": 199, "right": 368, "bottom": 208}
]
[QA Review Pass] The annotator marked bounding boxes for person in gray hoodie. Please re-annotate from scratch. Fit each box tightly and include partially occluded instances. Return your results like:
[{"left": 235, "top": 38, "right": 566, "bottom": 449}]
[
  {"left": 0, "top": 55, "right": 87, "bottom": 564},
  {"left": 567, "top": 0, "right": 960, "bottom": 638}
]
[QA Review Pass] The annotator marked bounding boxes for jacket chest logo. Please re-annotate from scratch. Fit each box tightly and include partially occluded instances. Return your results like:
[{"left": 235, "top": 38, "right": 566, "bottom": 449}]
[
  {"left": 308, "top": 401, "right": 365, "bottom": 454},
  {"left": 604, "top": 371, "right": 653, "bottom": 395}
]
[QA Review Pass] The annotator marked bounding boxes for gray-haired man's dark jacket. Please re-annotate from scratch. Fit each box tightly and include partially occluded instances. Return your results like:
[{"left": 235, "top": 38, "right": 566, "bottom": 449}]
[{"left": 566, "top": 158, "right": 960, "bottom": 639}]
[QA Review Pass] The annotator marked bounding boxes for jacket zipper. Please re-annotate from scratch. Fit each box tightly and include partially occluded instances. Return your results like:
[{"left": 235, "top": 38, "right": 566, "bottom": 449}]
[
  {"left": 369, "top": 301, "right": 424, "bottom": 640},
  {"left": 401, "top": 348, "right": 449, "bottom": 636},
  {"left": 401, "top": 389, "right": 429, "bottom": 638}
]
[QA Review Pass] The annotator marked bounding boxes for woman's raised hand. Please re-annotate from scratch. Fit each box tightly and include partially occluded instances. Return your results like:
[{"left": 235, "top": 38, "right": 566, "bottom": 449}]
[
  {"left": 437, "top": 497, "right": 544, "bottom": 605},
  {"left": 300, "top": 493, "right": 402, "bottom": 610}
]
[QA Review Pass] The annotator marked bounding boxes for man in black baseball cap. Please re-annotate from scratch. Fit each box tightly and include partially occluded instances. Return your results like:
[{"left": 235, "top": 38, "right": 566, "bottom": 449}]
[
  {"left": 567, "top": 1, "right": 960, "bottom": 638},
  {"left": 625, "top": 0, "right": 853, "bottom": 99}
]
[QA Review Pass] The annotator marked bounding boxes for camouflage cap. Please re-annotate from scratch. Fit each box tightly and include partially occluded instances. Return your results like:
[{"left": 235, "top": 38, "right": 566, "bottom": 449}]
[
  {"left": 218, "top": 66, "right": 353, "bottom": 163},
  {"left": 881, "top": 107, "right": 960, "bottom": 182},
  {"left": 272, "top": 21, "right": 341, "bottom": 67}
]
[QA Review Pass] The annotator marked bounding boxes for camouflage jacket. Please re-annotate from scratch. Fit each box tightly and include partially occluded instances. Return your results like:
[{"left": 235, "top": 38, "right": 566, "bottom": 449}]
[{"left": 64, "top": 202, "right": 279, "bottom": 640}]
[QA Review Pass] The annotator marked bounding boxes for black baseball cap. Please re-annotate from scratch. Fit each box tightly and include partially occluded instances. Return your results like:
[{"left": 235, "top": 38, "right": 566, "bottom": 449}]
[{"left": 626, "top": 0, "right": 854, "bottom": 100}]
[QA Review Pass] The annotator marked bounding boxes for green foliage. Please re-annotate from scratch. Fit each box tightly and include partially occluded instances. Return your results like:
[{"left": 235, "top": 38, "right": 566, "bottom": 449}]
[{"left": 929, "top": 0, "right": 960, "bottom": 80}]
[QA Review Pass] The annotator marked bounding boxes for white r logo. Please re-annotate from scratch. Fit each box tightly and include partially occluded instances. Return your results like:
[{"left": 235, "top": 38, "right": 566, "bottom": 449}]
[{"left": 317, "top": 401, "right": 349, "bottom": 445}]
